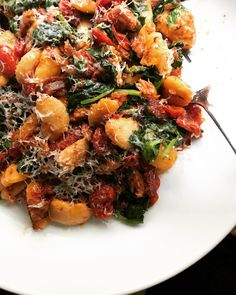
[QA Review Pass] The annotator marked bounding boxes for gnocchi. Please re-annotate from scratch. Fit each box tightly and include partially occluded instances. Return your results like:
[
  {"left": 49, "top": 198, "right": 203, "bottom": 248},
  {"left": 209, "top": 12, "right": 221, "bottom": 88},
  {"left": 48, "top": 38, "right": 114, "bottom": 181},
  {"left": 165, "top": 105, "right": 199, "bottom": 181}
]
[
  {"left": 49, "top": 198, "right": 92, "bottom": 225},
  {"left": 151, "top": 145, "right": 177, "bottom": 173},
  {"left": 16, "top": 48, "right": 42, "bottom": 83},
  {"left": 1, "top": 164, "right": 28, "bottom": 188},
  {"left": 35, "top": 95, "right": 70, "bottom": 141},
  {"left": 163, "top": 76, "right": 193, "bottom": 107},
  {"left": 88, "top": 98, "right": 120, "bottom": 126},
  {"left": 105, "top": 117, "right": 139, "bottom": 150},
  {"left": 56, "top": 138, "right": 88, "bottom": 170}
]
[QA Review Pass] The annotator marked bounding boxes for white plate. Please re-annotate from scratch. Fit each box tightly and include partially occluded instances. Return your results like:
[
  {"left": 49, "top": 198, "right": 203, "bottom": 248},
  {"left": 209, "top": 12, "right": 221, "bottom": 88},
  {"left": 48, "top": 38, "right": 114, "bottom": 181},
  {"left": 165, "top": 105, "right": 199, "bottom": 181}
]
[{"left": 0, "top": 1, "right": 236, "bottom": 294}]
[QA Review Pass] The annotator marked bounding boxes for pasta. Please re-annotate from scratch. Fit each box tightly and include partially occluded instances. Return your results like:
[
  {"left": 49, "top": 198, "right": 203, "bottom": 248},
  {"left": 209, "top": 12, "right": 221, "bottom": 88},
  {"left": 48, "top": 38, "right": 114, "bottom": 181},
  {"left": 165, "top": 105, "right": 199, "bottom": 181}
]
[{"left": 0, "top": 0, "right": 202, "bottom": 229}]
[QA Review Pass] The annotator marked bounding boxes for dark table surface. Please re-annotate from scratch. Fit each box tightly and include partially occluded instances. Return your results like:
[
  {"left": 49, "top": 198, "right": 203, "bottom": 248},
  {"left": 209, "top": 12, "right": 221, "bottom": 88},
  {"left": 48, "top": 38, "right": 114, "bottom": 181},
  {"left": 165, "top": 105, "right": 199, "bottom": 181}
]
[{"left": 1, "top": 233, "right": 236, "bottom": 295}]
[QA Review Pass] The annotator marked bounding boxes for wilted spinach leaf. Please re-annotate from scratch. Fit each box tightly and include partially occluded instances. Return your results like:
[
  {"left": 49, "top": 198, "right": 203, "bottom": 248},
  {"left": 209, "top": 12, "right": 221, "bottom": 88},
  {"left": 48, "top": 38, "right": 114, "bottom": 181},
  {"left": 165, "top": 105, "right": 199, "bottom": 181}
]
[
  {"left": 129, "top": 121, "right": 184, "bottom": 161},
  {"left": 67, "top": 79, "right": 114, "bottom": 111},
  {"left": 115, "top": 193, "right": 149, "bottom": 224},
  {"left": 32, "top": 21, "right": 73, "bottom": 47},
  {"left": 0, "top": 0, "right": 58, "bottom": 15}
]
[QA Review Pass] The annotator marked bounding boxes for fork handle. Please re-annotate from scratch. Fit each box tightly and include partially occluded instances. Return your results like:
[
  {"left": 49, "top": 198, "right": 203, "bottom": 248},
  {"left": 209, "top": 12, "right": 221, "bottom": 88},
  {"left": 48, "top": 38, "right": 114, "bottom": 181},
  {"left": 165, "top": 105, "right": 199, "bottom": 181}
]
[{"left": 207, "top": 109, "right": 236, "bottom": 154}]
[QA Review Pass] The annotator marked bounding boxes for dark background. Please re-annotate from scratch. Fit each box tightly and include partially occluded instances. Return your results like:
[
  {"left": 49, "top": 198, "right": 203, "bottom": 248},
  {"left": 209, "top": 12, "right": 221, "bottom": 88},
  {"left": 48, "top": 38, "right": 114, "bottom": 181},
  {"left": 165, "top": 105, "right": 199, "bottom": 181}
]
[{"left": 1, "top": 233, "right": 235, "bottom": 295}]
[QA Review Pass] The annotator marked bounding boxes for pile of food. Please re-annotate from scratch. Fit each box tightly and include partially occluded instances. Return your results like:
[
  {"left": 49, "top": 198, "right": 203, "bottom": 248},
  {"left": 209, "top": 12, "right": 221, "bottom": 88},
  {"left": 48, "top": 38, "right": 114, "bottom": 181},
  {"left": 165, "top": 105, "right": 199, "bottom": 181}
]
[{"left": 0, "top": 0, "right": 203, "bottom": 229}]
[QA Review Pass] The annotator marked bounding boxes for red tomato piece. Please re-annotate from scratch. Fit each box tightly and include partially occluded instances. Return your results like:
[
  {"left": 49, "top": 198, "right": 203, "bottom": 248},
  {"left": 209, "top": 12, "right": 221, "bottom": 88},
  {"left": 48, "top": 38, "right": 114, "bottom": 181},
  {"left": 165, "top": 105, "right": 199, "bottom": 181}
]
[
  {"left": 91, "top": 28, "right": 116, "bottom": 46},
  {"left": 112, "top": 25, "right": 130, "bottom": 50},
  {"left": 96, "top": 0, "right": 112, "bottom": 7},
  {"left": 176, "top": 106, "right": 202, "bottom": 137},
  {"left": 143, "top": 166, "right": 160, "bottom": 207},
  {"left": 56, "top": 130, "right": 82, "bottom": 151},
  {"left": 59, "top": 0, "right": 80, "bottom": 25},
  {"left": 89, "top": 184, "right": 117, "bottom": 220},
  {"left": 0, "top": 45, "right": 17, "bottom": 77},
  {"left": 14, "top": 40, "right": 25, "bottom": 59},
  {"left": 163, "top": 105, "right": 185, "bottom": 118},
  {"left": 91, "top": 126, "right": 112, "bottom": 154}
]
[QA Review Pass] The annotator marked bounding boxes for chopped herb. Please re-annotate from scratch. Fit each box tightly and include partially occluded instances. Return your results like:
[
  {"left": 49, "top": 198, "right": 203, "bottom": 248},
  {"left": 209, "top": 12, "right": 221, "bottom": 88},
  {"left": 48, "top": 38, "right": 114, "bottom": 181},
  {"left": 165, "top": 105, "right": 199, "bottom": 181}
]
[
  {"left": 167, "top": 4, "right": 185, "bottom": 25},
  {"left": 129, "top": 0, "right": 146, "bottom": 26},
  {"left": 153, "top": 0, "right": 180, "bottom": 23},
  {"left": 73, "top": 59, "right": 88, "bottom": 76}
]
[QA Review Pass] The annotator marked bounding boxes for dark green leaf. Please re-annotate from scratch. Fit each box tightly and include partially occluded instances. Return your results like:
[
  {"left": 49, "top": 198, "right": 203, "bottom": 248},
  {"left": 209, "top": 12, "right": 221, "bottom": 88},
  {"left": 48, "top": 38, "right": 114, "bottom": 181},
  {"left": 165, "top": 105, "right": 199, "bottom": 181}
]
[
  {"left": 115, "top": 193, "right": 149, "bottom": 224},
  {"left": 32, "top": 21, "right": 73, "bottom": 47},
  {"left": 0, "top": 0, "right": 58, "bottom": 15},
  {"left": 129, "top": 121, "right": 184, "bottom": 161},
  {"left": 99, "top": 59, "right": 116, "bottom": 83},
  {"left": 67, "top": 79, "right": 114, "bottom": 111},
  {"left": 0, "top": 139, "right": 12, "bottom": 152}
]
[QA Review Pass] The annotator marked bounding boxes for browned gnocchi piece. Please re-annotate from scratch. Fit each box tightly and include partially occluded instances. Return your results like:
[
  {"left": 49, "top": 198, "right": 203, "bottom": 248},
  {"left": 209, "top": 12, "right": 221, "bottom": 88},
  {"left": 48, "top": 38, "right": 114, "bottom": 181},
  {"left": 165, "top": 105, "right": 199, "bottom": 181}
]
[
  {"left": 12, "top": 113, "right": 38, "bottom": 141},
  {"left": 16, "top": 48, "right": 42, "bottom": 83},
  {"left": 105, "top": 117, "right": 139, "bottom": 150},
  {"left": 151, "top": 145, "right": 177, "bottom": 173},
  {"left": 156, "top": 5, "right": 196, "bottom": 49},
  {"left": 163, "top": 76, "right": 193, "bottom": 107},
  {"left": 1, "top": 164, "right": 28, "bottom": 188},
  {"left": 56, "top": 138, "right": 88, "bottom": 171},
  {"left": 35, "top": 95, "right": 69, "bottom": 141},
  {"left": 49, "top": 198, "right": 92, "bottom": 225},
  {"left": 34, "top": 48, "right": 61, "bottom": 80},
  {"left": 71, "top": 0, "right": 96, "bottom": 14},
  {"left": 88, "top": 98, "right": 120, "bottom": 126},
  {"left": 140, "top": 31, "right": 173, "bottom": 76}
]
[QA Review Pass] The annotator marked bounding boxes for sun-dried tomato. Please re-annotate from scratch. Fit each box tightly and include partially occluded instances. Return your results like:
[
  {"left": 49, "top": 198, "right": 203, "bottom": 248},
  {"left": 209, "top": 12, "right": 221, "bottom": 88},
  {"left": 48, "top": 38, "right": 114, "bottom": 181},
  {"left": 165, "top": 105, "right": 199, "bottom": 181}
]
[
  {"left": 92, "top": 126, "right": 112, "bottom": 154},
  {"left": 144, "top": 166, "right": 160, "bottom": 207},
  {"left": 112, "top": 25, "right": 130, "bottom": 51},
  {"left": 14, "top": 40, "right": 25, "bottom": 59},
  {"left": 91, "top": 28, "right": 116, "bottom": 46},
  {"left": 129, "top": 169, "right": 145, "bottom": 198},
  {"left": 147, "top": 99, "right": 167, "bottom": 118},
  {"left": 0, "top": 152, "right": 6, "bottom": 164},
  {"left": 123, "top": 153, "right": 140, "bottom": 168},
  {"left": 163, "top": 105, "right": 185, "bottom": 118},
  {"left": 176, "top": 105, "right": 202, "bottom": 137},
  {"left": 89, "top": 183, "right": 117, "bottom": 219},
  {"left": 59, "top": 0, "right": 80, "bottom": 25},
  {"left": 56, "top": 130, "right": 82, "bottom": 151},
  {"left": 106, "top": 3, "right": 139, "bottom": 32},
  {"left": 96, "top": 0, "right": 112, "bottom": 7}
]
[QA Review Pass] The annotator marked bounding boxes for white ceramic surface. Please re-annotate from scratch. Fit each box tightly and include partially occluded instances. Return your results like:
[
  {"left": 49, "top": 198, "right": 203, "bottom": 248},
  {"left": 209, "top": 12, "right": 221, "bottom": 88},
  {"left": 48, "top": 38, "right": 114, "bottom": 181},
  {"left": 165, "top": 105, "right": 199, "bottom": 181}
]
[{"left": 0, "top": 1, "right": 236, "bottom": 294}]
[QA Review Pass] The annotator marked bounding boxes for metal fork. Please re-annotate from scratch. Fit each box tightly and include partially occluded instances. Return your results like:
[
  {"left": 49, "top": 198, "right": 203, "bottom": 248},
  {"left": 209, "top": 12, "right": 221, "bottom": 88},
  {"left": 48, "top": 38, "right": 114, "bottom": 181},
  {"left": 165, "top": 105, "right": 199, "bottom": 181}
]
[{"left": 191, "top": 86, "right": 236, "bottom": 154}]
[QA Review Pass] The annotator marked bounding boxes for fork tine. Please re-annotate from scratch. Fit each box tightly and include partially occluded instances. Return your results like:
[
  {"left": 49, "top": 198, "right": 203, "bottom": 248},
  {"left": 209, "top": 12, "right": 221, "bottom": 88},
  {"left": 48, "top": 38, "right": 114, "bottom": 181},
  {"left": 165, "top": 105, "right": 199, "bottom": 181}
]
[{"left": 193, "top": 85, "right": 211, "bottom": 108}]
